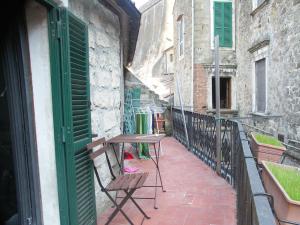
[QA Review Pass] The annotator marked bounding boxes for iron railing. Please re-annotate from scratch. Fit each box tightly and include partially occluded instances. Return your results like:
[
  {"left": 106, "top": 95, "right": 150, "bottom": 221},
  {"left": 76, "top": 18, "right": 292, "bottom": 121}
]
[{"left": 172, "top": 108, "right": 277, "bottom": 225}]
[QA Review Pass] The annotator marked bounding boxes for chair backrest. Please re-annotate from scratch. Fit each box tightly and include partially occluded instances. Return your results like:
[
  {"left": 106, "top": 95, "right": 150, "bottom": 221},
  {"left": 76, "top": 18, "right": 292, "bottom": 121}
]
[
  {"left": 87, "top": 137, "right": 109, "bottom": 160},
  {"left": 87, "top": 137, "right": 116, "bottom": 190}
]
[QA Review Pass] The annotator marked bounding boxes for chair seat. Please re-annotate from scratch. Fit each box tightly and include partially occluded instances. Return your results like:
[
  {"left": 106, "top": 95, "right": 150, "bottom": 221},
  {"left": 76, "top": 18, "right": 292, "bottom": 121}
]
[{"left": 106, "top": 173, "right": 149, "bottom": 191}]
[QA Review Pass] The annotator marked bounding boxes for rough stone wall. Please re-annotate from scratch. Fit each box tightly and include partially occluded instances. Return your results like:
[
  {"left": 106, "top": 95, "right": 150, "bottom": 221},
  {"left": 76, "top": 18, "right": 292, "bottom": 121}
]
[
  {"left": 125, "top": 71, "right": 168, "bottom": 107},
  {"left": 129, "top": 0, "right": 175, "bottom": 100},
  {"left": 236, "top": 0, "right": 300, "bottom": 140},
  {"left": 69, "top": 0, "right": 123, "bottom": 214},
  {"left": 173, "top": 0, "right": 193, "bottom": 108}
]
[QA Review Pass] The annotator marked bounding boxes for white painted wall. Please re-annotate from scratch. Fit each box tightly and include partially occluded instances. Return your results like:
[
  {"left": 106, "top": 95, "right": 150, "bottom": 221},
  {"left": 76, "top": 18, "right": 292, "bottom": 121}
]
[{"left": 25, "top": 1, "right": 61, "bottom": 225}]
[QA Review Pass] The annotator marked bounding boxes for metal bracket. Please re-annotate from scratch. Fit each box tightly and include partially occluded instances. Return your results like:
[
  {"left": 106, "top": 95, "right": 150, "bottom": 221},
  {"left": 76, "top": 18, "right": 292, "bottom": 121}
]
[
  {"left": 56, "top": 20, "right": 62, "bottom": 39},
  {"left": 61, "top": 126, "right": 66, "bottom": 143}
]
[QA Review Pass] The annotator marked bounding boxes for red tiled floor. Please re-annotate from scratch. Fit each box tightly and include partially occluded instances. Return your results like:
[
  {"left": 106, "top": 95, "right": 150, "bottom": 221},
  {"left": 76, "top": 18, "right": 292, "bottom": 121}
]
[{"left": 98, "top": 137, "right": 236, "bottom": 225}]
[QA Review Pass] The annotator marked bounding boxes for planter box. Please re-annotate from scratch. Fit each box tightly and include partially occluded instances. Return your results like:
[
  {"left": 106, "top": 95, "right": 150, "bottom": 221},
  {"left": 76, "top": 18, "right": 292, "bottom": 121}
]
[
  {"left": 250, "top": 133, "right": 286, "bottom": 164},
  {"left": 262, "top": 162, "right": 300, "bottom": 223}
]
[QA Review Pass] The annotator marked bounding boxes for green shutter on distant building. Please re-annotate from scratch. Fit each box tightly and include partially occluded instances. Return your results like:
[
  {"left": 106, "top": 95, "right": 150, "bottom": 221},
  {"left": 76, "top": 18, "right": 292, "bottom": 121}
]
[{"left": 214, "top": 2, "right": 232, "bottom": 48}]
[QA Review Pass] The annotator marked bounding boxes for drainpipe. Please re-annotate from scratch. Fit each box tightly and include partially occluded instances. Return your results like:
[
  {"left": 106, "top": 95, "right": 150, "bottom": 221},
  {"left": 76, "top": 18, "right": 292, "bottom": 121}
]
[{"left": 191, "top": 0, "right": 195, "bottom": 112}]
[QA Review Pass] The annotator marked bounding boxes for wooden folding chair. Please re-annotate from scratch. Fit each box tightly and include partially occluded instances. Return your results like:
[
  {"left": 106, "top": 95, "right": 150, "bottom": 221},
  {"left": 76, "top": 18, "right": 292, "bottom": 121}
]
[{"left": 87, "top": 138, "right": 151, "bottom": 225}]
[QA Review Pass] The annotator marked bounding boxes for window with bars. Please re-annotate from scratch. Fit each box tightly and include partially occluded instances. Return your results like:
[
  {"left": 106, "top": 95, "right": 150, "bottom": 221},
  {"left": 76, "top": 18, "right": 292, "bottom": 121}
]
[{"left": 214, "top": 1, "right": 232, "bottom": 48}]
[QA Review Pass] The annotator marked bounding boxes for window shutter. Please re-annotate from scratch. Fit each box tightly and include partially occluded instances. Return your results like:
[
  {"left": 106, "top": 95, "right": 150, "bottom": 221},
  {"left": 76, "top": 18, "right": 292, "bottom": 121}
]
[
  {"left": 214, "top": 2, "right": 223, "bottom": 45},
  {"left": 214, "top": 1, "right": 232, "bottom": 48},
  {"left": 255, "top": 59, "right": 266, "bottom": 113},
  {"left": 60, "top": 8, "right": 96, "bottom": 225},
  {"left": 223, "top": 2, "right": 232, "bottom": 48}
]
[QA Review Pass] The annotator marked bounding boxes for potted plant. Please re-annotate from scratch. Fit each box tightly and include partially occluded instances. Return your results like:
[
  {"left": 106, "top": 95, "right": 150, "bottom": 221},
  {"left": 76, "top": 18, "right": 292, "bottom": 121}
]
[
  {"left": 250, "top": 132, "right": 286, "bottom": 164},
  {"left": 262, "top": 161, "right": 300, "bottom": 223}
]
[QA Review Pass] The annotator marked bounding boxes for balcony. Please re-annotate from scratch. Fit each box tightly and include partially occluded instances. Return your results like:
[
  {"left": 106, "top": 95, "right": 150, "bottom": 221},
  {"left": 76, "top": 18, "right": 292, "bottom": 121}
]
[
  {"left": 99, "top": 137, "right": 236, "bottom": 225},
  {"left": 99, "top": 108, "right": 278, "bottom": 225}
]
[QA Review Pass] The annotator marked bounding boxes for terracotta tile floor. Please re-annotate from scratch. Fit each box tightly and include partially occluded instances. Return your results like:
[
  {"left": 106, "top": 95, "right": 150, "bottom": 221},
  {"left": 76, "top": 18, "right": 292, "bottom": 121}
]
[{"left": 98, "top": 137, "right": 236, "bottom": 225}]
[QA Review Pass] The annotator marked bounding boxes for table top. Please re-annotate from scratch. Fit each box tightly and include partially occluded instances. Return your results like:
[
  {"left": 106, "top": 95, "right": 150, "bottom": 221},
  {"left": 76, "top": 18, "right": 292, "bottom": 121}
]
[{"left": 107, "top": 134, "right": 165, "bottom": 144}]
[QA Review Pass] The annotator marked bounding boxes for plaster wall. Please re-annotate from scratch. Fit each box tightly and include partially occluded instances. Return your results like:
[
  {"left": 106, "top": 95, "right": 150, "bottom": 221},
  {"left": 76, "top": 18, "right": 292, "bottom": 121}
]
[
  {"left": 173, "top": 0, "right": 193, "bottom": 108},
  {"left": 194, "top": 0, "right": 236, "bottom": 65},
  {"left": 25, "top": 1, "right": 60, "bottom": 225}
]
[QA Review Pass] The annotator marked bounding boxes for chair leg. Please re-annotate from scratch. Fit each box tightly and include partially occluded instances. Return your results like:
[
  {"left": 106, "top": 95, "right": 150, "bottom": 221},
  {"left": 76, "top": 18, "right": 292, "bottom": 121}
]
[
  {"left": 124, "top": 190, "right": 151, "bottom": 219},
  {"left": 104, "top": 190, "right": 135, "bottom": 225}
]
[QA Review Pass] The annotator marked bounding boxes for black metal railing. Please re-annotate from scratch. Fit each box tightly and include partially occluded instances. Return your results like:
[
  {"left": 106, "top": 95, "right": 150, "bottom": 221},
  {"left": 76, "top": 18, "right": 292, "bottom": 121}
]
[{"left": 172, "top": 108, "right": 277, "bottom": 225}]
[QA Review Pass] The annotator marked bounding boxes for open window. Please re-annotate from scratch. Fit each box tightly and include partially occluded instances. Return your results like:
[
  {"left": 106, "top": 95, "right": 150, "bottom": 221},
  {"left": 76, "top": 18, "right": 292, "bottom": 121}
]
[{"left": 212, "top": 77, "right": 232, "bottom": 109}]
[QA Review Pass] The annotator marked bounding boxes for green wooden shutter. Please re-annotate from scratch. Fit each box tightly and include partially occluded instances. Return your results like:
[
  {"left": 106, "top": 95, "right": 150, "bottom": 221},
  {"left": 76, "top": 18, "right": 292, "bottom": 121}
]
[
  {"left": 214, "top": 2, "right": 223, "bottom": 45},
  {"left": 214, "top": 1, "right": 232, "bottom": 48},
  {"left": 60, "top": 8, "right": 96, "bottom": 225},
  {"left": 223, "top": 2, "right": 232, "bottom": 47}
]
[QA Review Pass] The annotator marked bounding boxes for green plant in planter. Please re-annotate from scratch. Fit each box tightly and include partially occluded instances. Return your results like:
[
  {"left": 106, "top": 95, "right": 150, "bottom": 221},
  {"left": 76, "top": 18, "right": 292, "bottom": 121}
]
[
  {"left": 251, "top": 133, "right": 286, "bottom": 163},
  {"left": 254, "top": 133, "right": 284, "bottom": 147},
  {"left": 266, "top": 162, "right": 300, "bottom": 201}
]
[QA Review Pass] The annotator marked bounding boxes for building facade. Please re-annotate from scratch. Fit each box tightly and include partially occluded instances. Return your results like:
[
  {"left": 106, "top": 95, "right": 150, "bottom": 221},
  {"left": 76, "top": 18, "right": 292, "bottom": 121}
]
[
  {"left": 236, "top": 0, "right": 300, "bottom": 140},
  {"left": 173, "top": 0, "right": 300, "bottom": 140},
  {"left": 129, "top": 0, "right": 175, "bottom": 101},
  {"left": 173, "top": 0, "right": 237, "bottom": 114},
  {"left": 0, "top": 0, "right": 140, "bottom": 225}
]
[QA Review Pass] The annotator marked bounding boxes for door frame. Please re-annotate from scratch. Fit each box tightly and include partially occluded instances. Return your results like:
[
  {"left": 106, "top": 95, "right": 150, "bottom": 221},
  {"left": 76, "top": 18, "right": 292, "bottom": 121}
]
[
  {"left": 36, "top": 1, "right": 72, "bottom": 224},
  {"left": 0, "top": 2, "right": 43, "bottom": 224},
  {"left": 36, "top": 2, "right": 96, "bottom": 225}
]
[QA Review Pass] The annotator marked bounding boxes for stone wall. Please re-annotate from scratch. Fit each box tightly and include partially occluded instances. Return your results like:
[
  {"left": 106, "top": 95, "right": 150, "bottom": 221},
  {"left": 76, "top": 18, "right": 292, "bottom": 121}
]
[
  {"left": 129, "top": 0, "right": 175, "bottom": 100},
  {"left": 173, "top": 0, "right": 193, "bottom": 108},
  {"left": 236, "top": 0, "right": 300, "bottom": 140},
  {"left": 125, "top": 71, "right": 168, "bottom": 107},
  {"left": 69, "top": 0, "right": 123, "bottom": 214}
]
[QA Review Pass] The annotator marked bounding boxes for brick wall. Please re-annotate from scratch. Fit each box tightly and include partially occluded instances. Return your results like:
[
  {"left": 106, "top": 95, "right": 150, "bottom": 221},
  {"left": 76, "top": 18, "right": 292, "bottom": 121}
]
[{"left": 193, "top": 64, "right": 208, "bottom": 113}]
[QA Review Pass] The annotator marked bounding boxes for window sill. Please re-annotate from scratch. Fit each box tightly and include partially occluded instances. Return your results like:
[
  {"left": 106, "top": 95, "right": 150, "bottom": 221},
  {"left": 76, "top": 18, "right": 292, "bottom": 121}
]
[
  {"left": 251, "top": 112, "right": 268, "bottom": 117},
  {"left": 250, "top": 112, "right": 282, "bottom": 119},
  {"left": 211, "top": 47, "right": 235, "bottom": 51},
  {"left": 207, "top": 109, "right": 239, "bottom": 115},
  {"left": 250, "top": 0, "right": 269, "bottom": 16}
]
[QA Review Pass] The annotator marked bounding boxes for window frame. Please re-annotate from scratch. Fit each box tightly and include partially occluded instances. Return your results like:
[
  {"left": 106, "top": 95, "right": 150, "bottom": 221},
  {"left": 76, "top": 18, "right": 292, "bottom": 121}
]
[
  {"left": 254, "top": 58, "right": 267, "bottom": 113},
  {"left": 211, "top": 76, "right": 232, "bottom": 109},
  {"left": 208, "top": 74, "right": 237, "bottom": 111},
  {"left": 177, "top": 15, "right": 184, "bottom": 60},
  {"left": 251, "top": 46, "right": 269, "bottom": 114},
  {"left": 251, "top": 0, "right": 269, "bottom": 16},
  {"left": 210, "top": 0, "right": 235, "bottom": 50}
]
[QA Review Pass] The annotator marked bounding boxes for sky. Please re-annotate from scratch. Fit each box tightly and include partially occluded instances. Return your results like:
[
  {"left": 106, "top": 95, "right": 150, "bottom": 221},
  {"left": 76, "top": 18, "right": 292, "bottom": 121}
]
[{"left": 132, "top": 0, "right": 150, "bottom": 8}]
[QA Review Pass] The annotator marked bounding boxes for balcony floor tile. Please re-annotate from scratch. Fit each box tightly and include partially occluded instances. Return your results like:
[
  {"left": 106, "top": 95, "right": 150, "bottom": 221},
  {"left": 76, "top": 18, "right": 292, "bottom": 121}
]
[{"left": 98, "top": 137, "right": 236, "bottom": 225}]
